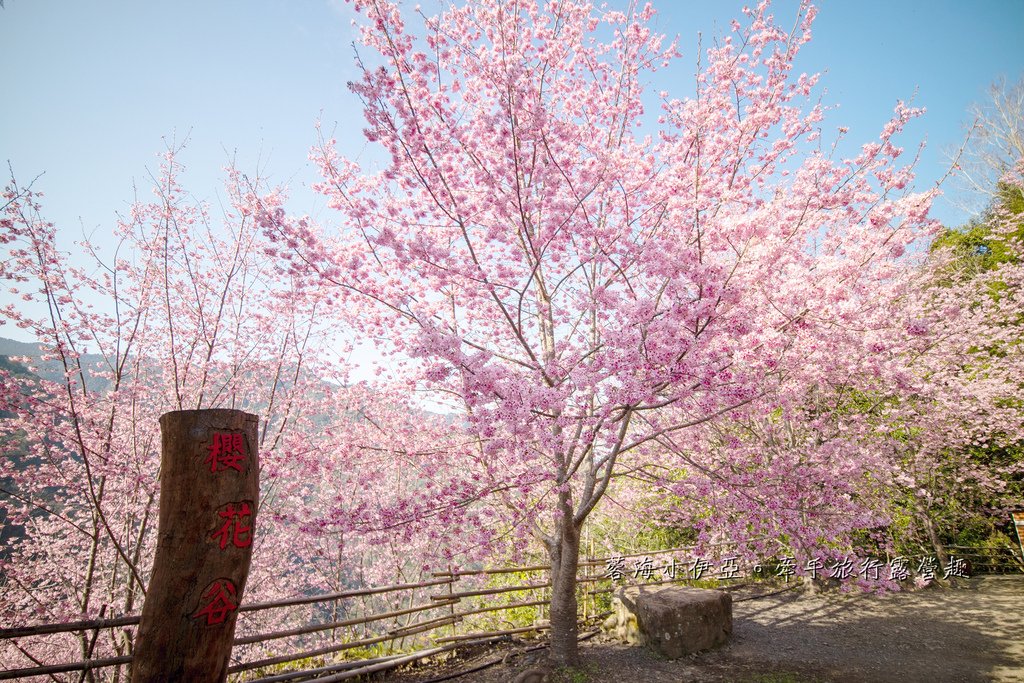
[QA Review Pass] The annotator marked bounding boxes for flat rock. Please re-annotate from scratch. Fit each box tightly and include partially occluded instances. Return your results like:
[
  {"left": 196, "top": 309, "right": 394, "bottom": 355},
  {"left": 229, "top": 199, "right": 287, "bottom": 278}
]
[{"left": 604, "top": 585, "right": 732, "bottom": 659}]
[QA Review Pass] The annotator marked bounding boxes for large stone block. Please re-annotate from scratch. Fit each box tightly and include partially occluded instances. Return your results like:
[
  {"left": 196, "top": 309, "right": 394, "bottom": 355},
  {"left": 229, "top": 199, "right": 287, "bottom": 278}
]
[{"left": 603, "top": 585, "right": 732, "bottom": 659}]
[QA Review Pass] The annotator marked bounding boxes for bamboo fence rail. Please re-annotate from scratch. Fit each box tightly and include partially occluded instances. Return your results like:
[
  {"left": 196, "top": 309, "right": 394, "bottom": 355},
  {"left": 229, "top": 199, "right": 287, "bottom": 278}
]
[
  {"left": 232, "top": 599, "right": 460, "bottom": 646},
  {"left": 246, "top": 653, "right": 409, "bottom": 683}
]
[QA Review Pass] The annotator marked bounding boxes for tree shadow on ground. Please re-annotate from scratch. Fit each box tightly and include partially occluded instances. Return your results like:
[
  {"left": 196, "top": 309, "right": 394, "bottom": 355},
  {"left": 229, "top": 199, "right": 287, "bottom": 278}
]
[
  {"left": 690, "top": 575, "right": 1024, "bottom": 682},
  {"left": 386, "top": 576, "right": 1024, "bottom": 682}
]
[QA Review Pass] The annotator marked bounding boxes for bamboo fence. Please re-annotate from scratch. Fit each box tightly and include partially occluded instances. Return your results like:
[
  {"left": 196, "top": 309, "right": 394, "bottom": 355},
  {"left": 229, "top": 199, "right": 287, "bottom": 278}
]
[{"left": 2, "top": 542, "right": 1020, "bottom": 681}]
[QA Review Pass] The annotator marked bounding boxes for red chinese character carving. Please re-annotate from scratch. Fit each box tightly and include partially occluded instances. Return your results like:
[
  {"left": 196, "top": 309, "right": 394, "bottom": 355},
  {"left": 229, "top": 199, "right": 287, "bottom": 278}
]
[
  {"left": 211, "top": 502, "right": 253, "bottom": 550},
  {"left": 205, "top": 432, "right": 245, "bottom": 473},
  {"left": 193, "top": 578, "right": 238, "bottom": 626}
]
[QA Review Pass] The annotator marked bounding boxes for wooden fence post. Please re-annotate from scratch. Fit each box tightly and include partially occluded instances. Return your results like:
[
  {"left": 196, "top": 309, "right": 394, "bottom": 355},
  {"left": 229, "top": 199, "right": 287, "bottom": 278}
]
[
  {"left": 1012, "top": 511, "right": 1024, "bottom": 567},
  {"left": 131, "top": 409, "right": 259, "bottom": 682}
]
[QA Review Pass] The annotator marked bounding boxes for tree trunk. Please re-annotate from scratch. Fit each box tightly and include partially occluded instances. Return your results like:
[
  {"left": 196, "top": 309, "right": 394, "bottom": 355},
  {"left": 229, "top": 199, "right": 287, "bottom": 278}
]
[
  {"left": 921, "top": 509, "right": 949, "bottom": 574},
  {"left": 547, "top": 516, "right": 581, "bottom": 668}
]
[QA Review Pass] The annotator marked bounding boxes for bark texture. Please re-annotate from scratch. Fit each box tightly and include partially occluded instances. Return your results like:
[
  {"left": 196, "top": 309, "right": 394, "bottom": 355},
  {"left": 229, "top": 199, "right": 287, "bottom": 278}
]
[
  {"left": 131, "top": 409, "right": 259, "bottom": 682},
  {"left": 547, "top": 517, "right": 581, "bottom": 667}
]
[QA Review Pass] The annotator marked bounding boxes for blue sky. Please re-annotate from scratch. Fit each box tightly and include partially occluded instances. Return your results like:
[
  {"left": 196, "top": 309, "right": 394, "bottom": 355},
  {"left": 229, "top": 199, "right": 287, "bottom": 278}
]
[{"left": 1, "top": 0, "right": 1023, "bottom": 345}]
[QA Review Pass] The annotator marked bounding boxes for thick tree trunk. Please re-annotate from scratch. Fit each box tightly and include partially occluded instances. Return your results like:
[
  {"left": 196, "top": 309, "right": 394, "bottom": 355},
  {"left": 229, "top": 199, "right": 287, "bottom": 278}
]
[{"left": 547, "top": 516, "right": 581, "bottom": 667}]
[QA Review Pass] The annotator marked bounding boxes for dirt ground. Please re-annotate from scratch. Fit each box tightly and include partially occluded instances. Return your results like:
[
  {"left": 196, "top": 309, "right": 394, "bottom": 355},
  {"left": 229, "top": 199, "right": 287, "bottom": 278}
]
[{"left": 385, "top": 575, "right": 1024, "bottom": 683}]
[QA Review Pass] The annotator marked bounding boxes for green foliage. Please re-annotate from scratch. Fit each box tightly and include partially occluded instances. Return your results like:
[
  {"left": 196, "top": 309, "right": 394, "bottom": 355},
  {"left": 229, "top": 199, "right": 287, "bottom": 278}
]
[
  {"left": 630, "top": 522, "right": 698, "bottom": 551},
  {"left": 931, "top": 177, "right": 1024, "bottom": 276},
  {"left": 747, "top": 672, "right": 822, "bottom": 683},
  {"left": 551, "top": 663, "right": 596, "bottom": 683},
  {"left": 589, "top": 590, "right": 612, "bottom": 615},
  {"left": 995, "top": 178, "right": 1024, "bottom": 229},
  {"left": 459, "top": 568, "right": 548, "bottom": 633},
  {"left": 239, "top": 655, "right": 329, "bottom": 681},
  {"left": 932, "top": 220, "right": 1016, "bottom": 273},
  {"left": 338, "top": 642, "right": 399, "bottom": 660},
  {"left": 690, "top": 576, "right": 728, "bottom": 589}
]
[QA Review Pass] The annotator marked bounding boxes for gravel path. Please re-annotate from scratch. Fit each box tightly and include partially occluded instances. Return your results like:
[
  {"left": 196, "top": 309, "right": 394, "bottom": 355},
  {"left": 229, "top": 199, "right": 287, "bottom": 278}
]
[{"left": 387, "top": 575, "right": 1024, "bottom": 683}]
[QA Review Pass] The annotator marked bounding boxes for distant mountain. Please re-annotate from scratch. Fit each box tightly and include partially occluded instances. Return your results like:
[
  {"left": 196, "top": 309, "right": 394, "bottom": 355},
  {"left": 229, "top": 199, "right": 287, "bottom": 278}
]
[
  {"left": 0, "top": 337, "right": 114, "bottom": 562},
  {"left": 0, "top": 337, "right": 110, "bottom": 392},
  {"left": 0, "top": 337, "right": 46, "bottom": 358}
]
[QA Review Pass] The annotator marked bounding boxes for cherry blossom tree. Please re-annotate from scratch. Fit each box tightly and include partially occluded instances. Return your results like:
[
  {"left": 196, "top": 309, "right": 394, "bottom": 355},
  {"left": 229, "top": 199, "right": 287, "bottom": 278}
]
[
  {"left": 897, "top": 159, "right": 1024, "bottom": 565},
  {"left": 0, "top": 149, "right": 458, "bottom": 677},
  {"left": 622, "top": 160, "right": 1024, "bottom": 584},
  {"left": 261, "top": 0, "right": 945, "bottom": 664}
]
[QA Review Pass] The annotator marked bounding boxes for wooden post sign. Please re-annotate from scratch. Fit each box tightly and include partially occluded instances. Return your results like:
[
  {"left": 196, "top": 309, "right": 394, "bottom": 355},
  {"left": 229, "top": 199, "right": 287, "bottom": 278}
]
[{"left": 132, "top": 409, "right": 259, "bottom": 682}]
